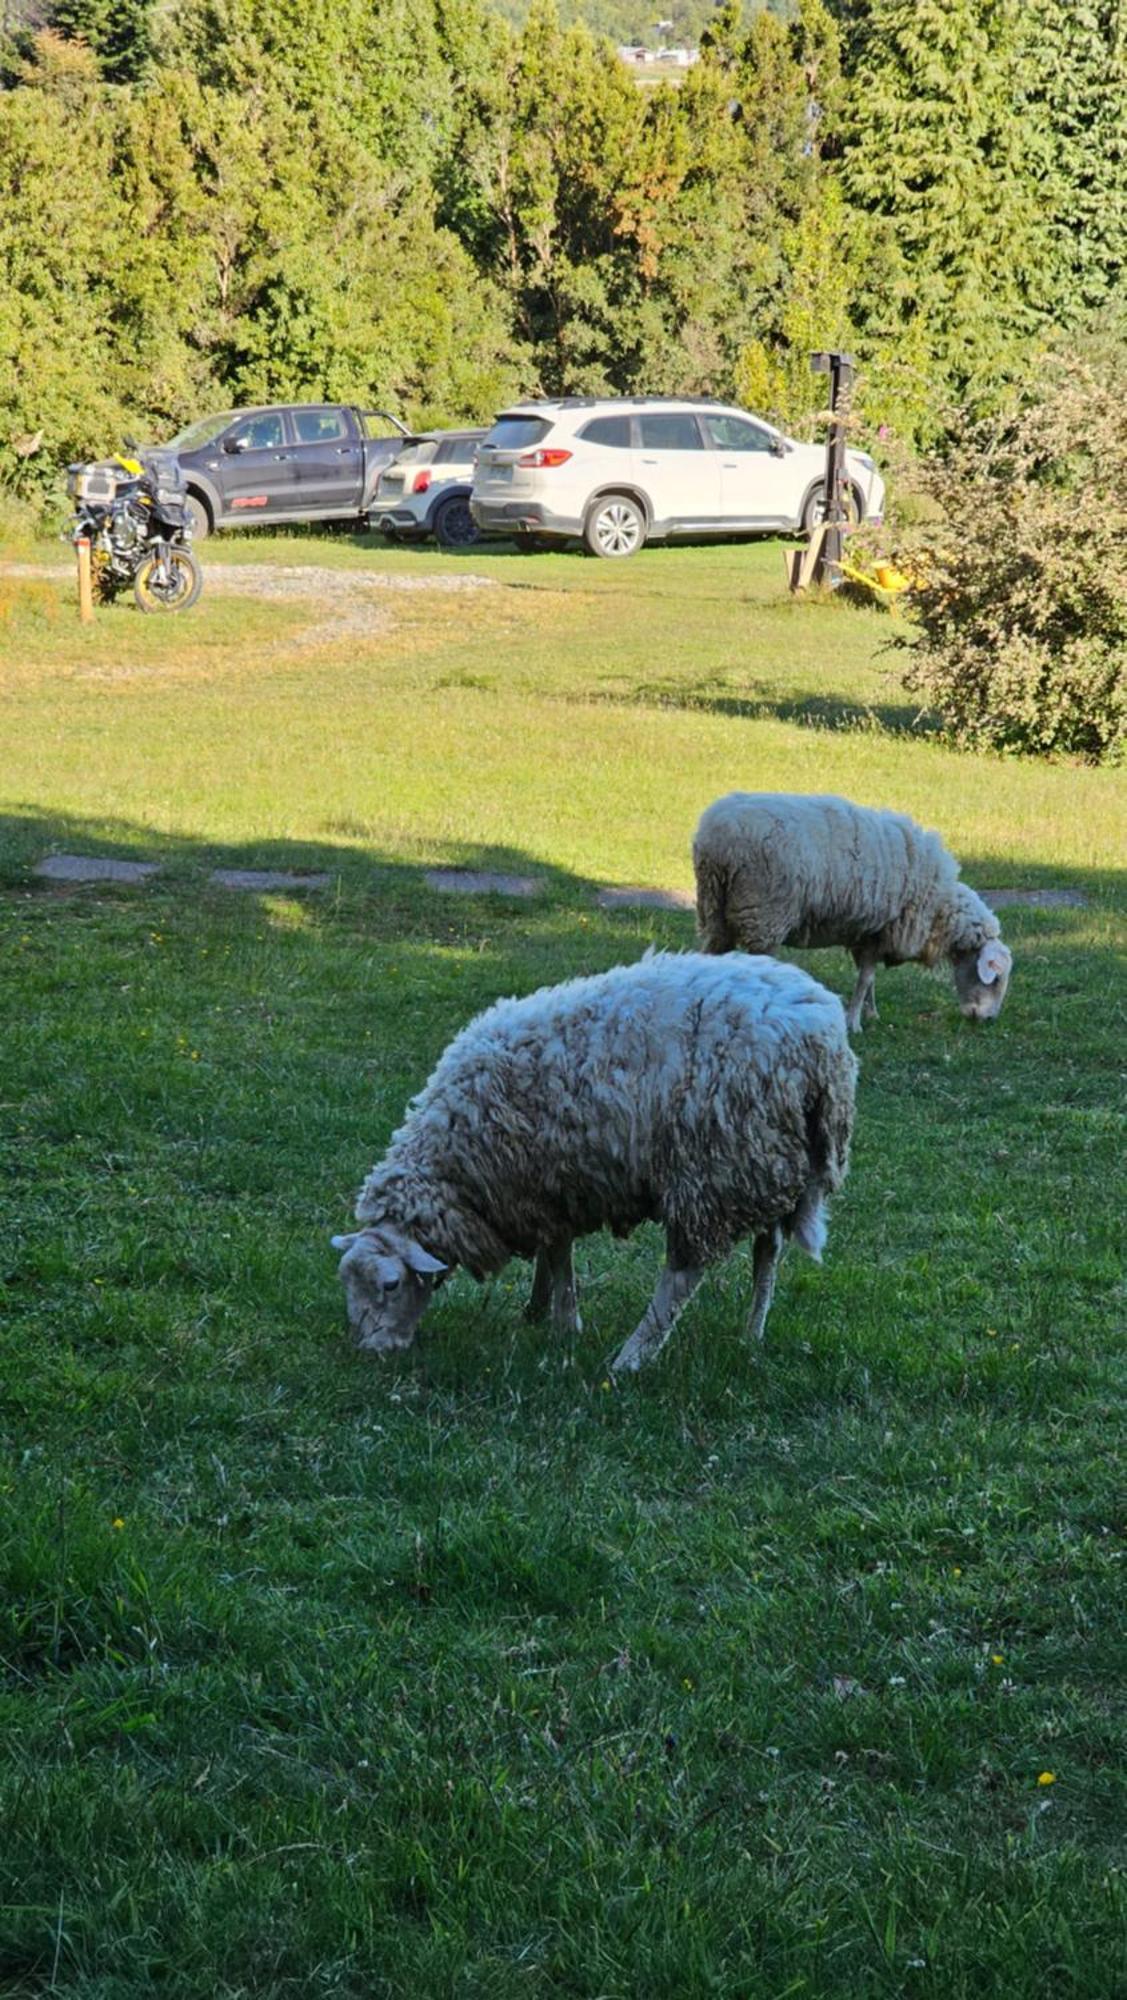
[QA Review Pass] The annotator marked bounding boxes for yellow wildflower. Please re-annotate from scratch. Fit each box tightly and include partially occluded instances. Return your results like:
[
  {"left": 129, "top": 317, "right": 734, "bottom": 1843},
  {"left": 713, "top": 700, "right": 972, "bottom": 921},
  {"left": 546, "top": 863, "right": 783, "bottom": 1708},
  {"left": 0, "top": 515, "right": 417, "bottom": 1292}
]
[{"left": 1037, "top": 1771, "right": 1056, "bottom": 1786}]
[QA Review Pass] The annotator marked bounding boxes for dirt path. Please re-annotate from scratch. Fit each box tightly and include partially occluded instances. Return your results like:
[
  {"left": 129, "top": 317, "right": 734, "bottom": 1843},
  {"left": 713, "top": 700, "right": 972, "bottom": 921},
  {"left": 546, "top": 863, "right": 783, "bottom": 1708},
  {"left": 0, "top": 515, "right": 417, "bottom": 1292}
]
[{"left": 2, "top": 557, "right": 496, "bottom": 647}]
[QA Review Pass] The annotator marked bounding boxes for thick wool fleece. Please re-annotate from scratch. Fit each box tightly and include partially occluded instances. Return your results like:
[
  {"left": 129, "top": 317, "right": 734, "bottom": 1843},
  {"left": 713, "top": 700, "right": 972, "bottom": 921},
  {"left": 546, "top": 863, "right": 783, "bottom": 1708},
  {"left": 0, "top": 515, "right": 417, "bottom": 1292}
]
[
  {"left": 694, "top": 793, "right": 1001, "bottom": 968},
  {"left": 355, "top": 951, "right": 856, "bottom": 1277}
]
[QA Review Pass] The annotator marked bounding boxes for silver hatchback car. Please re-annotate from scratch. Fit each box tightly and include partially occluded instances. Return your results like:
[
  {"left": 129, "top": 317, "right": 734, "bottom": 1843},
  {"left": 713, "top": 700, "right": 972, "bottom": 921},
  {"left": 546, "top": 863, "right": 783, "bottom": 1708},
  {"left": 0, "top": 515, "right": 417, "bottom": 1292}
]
[{"left": 371, "top": 430, "right": 486, "bottom": 549}]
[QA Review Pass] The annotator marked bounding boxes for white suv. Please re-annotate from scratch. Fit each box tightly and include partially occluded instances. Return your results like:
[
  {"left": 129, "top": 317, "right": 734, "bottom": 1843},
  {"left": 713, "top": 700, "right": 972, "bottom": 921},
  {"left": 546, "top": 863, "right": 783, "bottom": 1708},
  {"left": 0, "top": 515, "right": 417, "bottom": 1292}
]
[{"left": 470, "top": 397, "right": 884, "bottom": 556}]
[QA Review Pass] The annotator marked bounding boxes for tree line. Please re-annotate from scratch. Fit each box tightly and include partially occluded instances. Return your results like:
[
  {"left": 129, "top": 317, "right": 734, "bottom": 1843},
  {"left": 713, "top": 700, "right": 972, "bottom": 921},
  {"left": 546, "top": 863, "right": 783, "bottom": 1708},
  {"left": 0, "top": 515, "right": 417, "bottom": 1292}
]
[{"left": 1, "top": 0, "right": 1123, "bottom": 503}]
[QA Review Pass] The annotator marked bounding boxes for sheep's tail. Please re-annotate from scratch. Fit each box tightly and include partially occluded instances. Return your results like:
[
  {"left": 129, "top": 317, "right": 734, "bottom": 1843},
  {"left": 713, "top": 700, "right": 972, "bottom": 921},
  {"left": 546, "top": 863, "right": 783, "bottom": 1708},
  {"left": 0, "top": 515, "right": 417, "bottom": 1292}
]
[
  {"left": 793, "top": 1185, "right": 829, "bottom": 1262},
  {"left": 793, "top": 1051, "right": 857, "bottom": 1261},
  {"left": 693, "top": 849, "right": 736, "bottom": 954}
]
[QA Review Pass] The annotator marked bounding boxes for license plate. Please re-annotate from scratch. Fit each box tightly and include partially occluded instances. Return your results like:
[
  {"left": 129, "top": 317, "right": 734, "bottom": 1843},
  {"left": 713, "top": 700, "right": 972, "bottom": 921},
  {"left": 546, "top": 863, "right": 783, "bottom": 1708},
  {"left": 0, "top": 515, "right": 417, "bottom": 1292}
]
[{"left": 489, "top": 464, "right": 513, "bottom": 484}]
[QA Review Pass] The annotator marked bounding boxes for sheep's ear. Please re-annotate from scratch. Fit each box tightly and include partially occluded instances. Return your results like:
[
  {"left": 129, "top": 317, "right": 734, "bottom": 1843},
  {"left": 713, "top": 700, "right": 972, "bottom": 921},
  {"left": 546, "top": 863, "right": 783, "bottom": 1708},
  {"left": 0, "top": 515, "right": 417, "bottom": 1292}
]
[
  {"left": 977, "top": 942, "right": 1012, "bottom": 985},
  {"left": 331, "top": 1232, "right": 358, "bottom": 1252},
  {"left": 403, "top": 1241, "right": 448, "bottom": 1277}
]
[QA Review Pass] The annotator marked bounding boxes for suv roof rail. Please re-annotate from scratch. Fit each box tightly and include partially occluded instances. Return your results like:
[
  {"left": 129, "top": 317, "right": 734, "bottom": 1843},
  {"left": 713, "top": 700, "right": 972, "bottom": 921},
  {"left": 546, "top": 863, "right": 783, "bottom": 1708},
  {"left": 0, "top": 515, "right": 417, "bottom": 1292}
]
[{"left": 504, "top": 394, "right": 737, "bottom": 411}]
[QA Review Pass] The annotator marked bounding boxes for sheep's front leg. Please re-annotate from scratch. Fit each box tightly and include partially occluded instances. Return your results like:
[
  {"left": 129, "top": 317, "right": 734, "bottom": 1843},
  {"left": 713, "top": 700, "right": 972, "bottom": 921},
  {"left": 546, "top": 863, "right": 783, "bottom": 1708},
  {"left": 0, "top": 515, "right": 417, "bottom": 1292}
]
[
  {"left": 747, "top": 1224, "right": 784, "bottom": 1343},
  {"left": 846, "top": 951, "right": 879, "bottom": 1034},
  {"left": 525, "top": 1238, "right": 580, "bottom": 1335},
  {"left": 610, "top": 1258, "right": 704, "bottom": 1374}
]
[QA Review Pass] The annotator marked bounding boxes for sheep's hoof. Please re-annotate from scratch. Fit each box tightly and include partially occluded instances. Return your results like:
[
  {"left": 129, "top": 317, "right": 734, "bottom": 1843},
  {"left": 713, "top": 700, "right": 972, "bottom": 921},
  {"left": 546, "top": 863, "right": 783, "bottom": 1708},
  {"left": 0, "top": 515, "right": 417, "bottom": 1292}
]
[{"left": 610, "top": 1343, "right": 644, "bottom": 1374}]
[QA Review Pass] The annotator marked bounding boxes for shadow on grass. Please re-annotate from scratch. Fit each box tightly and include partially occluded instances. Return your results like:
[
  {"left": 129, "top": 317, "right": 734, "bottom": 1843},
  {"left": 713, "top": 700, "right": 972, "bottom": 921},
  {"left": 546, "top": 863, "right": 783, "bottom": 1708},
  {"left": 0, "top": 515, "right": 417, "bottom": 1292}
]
[
  {"left": 586, "top": 674, "right": 935, "bottom": 739},
  {"left": 0, "top": 802, "right": 700, "bottom": 961}
]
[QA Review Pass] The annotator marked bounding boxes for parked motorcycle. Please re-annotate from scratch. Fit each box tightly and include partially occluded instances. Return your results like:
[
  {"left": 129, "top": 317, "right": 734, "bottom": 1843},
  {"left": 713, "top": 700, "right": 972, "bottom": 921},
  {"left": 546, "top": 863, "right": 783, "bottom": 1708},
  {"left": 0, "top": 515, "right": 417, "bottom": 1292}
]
[{"left": 66, "top": 439, "right": 202, "bottom": 613}]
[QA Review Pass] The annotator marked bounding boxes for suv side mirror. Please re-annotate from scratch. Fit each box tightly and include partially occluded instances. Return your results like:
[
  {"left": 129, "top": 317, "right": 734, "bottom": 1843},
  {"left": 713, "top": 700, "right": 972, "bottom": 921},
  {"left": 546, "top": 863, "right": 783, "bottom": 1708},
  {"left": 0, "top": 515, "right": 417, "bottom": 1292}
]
[
  {"left": 223, "top": 435, "right": 249, "bottom": 455},
  {"left": 769, "top": 437, "right": 787, "bottom": 458}
]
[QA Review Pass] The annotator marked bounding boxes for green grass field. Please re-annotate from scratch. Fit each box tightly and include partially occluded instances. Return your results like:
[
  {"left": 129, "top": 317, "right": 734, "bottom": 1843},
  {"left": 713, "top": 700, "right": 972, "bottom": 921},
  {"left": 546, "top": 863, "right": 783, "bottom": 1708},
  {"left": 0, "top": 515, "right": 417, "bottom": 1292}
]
[{"left": 2, "top": 536, "right": 1124, "bottom": 1997}]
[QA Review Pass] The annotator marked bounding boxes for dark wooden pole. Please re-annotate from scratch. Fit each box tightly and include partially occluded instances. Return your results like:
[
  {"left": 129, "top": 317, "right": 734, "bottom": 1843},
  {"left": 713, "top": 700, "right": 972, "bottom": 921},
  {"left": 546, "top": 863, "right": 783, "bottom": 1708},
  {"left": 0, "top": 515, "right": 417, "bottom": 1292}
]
[{"left": 809, "top": 351, "right": 854, "bottom": 586}]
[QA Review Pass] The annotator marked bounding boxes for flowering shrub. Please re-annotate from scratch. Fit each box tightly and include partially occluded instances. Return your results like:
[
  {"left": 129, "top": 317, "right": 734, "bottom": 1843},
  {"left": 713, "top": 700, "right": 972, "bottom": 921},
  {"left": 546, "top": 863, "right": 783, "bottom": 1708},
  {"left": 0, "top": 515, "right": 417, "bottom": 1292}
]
[{"left": 899, "top": 352, "right": 1127, "bottom": 762}]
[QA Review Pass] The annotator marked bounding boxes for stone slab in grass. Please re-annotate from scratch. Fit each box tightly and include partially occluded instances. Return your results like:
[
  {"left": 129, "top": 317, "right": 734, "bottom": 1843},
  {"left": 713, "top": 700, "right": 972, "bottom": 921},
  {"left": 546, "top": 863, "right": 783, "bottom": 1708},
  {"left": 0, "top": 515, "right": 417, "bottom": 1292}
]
[
  {"left": 210, "top": 869, "right": 332, "bottom": 892},
  {"left": 978, "top": 887, "right": 1087, "bottom": 909},
  {"left": 35, "top": 853, "right": 159, "bottom": 884},
  {"left": 595, "top": 886, "right": 696, "bottom": 912},
  {"left": 425, "top": 868, "right": 541, "bottom": 898}
]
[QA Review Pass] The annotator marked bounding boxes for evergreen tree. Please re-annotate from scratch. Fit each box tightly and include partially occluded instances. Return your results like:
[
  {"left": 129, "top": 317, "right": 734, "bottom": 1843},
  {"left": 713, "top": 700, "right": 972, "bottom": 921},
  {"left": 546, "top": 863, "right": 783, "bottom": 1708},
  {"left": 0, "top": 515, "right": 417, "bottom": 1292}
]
[
  {"left": 838, "top": 0, "right": 1053, "bottom": 416},
  {"left": 3, "top": 0, "right": 156, "bottom": 82},
  {"left": 1018, "top": 0, "right": 1126, "bottom": 316}
]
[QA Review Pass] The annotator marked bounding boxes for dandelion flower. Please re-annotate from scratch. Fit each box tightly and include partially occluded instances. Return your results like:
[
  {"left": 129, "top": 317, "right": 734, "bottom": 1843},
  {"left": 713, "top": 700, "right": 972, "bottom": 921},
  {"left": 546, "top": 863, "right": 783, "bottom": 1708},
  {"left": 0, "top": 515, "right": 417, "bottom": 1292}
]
[
  {"left": 1037, "top": 1771, "right": 1056, "bottom": 1786},
  {"left": 112, "top": 1517, "right": 125, "bottom": 1531},
  {"left": 991, "top": 1653, "right": 1004, "bottom": 1665}
]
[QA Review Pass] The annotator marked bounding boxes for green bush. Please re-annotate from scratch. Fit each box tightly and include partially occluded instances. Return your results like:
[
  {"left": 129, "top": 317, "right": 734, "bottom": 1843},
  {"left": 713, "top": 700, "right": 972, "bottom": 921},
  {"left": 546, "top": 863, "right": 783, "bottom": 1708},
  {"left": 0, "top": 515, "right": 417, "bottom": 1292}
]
[{"left": 899, "top": 350, "right": 1127, "bottom": 763}]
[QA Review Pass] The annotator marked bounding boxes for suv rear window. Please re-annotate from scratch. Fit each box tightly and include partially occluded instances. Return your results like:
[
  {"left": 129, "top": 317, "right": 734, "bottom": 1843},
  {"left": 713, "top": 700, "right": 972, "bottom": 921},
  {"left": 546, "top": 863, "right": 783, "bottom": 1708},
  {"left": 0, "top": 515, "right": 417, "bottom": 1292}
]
[
  {"left": 394, "top": 441, "right": 438, "bottom": 466},
  {"left": 579, "top": 416, "right": 632, "bottom": 448},
  {"left": 483, "top": 416, "right": 551, "bottom": 450},
  {"left": 638, "top": 413, "right": 705, "bottom": 451}
]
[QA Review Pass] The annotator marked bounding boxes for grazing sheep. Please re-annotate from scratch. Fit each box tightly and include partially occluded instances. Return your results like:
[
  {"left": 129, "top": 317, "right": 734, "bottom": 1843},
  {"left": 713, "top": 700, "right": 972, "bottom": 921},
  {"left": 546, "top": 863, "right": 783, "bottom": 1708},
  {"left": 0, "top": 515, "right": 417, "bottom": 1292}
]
[
  {"left": 332, "top": 951, "right": 857, "bottom": 1373},
  {"left": 694, "top": 792, "right": 1013, "bottom": 1033}
]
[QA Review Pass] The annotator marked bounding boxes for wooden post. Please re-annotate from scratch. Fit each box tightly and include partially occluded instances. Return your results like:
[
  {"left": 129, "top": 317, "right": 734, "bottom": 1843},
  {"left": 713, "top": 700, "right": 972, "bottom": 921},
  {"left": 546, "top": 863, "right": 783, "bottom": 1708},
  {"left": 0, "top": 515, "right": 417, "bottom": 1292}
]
[
  {"left": 76, "top": 536, "right": 94, "bottom": 623},
  {"left": 808, "top": 351, "right": 855, "bottom": 588}
]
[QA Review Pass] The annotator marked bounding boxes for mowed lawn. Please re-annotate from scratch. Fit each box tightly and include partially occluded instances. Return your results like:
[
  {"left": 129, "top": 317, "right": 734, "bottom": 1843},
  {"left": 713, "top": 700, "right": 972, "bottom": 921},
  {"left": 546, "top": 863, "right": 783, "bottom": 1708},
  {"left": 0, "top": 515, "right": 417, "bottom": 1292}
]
[{"left": 1, "top": 536, "right": 1124, "bottom": 1998}]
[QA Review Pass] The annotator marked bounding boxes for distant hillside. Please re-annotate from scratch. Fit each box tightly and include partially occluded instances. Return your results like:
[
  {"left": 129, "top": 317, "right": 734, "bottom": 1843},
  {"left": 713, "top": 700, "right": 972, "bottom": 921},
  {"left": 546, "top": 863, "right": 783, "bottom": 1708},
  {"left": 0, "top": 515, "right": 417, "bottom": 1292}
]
[{"left": 490, "top": 0, "right": 785, "bottom": 51}]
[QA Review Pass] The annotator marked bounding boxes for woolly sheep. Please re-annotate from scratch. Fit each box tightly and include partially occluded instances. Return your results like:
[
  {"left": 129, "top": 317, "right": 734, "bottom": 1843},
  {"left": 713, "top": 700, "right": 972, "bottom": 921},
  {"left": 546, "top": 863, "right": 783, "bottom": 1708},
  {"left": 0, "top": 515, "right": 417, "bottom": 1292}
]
[
  {"left": 332, "top": 951, "right": 857, "bottom": 1373},
  {"left": 693, "top": 792, "right": 1013, "bottom": 1033}
]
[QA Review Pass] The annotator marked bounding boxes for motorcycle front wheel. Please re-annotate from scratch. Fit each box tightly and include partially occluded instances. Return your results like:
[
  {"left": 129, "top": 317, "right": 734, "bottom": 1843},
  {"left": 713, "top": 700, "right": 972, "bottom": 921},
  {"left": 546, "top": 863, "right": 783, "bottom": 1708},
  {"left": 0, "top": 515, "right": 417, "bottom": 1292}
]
[{"left": 133, "top": 547, "right": 203, "bottom": 614}]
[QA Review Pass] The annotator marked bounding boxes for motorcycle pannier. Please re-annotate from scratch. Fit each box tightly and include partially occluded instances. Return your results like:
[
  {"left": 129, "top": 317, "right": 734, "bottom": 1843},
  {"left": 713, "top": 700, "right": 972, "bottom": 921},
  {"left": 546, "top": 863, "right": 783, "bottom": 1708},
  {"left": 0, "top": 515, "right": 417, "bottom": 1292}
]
[{"left": 67, "top": 462, "right": 119, "bottom": 504}]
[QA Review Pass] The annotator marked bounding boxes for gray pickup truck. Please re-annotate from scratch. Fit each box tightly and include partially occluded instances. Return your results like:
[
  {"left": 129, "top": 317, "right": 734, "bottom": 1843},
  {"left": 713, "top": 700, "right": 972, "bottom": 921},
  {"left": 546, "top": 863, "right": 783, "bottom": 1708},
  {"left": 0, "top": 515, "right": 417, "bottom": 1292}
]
[{"left": 160, "top": 403, "right": 411, "bottom": 538}]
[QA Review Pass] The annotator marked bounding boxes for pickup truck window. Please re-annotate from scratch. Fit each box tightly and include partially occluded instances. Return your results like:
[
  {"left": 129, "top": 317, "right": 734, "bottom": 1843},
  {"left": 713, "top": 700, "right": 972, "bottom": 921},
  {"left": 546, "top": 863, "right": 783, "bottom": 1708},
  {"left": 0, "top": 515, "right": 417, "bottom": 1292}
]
[
  {"left": 238, "top": 413, "right": 286, "bottom": 449},
  {"left": 294, "top": 408, "right": 349, "bottom": 444},
  {"left": 168, "top": 412, "right": 239, "bottom": 450}
]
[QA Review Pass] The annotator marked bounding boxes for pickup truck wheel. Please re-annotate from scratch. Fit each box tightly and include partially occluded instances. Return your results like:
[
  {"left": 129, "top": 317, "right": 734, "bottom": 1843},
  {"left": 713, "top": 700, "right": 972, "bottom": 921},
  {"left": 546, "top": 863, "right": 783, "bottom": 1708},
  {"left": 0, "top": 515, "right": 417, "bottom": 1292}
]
[
  {"left": 583, "top": 493, "right": 645, "bottom": 558},
  {"left": 185, "top": 495, "right": 211, "bottom": 541},
  {"left": 432, "top": 496, "right": 480, "bottom": 550}
]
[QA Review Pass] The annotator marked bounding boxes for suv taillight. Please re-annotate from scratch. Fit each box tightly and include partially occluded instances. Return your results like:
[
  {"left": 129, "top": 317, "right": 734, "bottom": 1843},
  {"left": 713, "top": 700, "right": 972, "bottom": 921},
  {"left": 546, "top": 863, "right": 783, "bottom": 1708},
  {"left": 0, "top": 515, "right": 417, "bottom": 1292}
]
[
  {"left": 412, "top": 470, "right": 433, "bottom": 494},
  {"left": 516, "top": 448, "right": 572, "bottom": 468}
]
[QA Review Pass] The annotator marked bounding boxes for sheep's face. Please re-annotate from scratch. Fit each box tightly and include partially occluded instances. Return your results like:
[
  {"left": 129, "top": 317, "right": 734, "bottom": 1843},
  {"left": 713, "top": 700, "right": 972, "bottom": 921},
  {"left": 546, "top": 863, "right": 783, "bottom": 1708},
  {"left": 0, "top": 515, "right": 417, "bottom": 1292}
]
[
  {"left": 331, "top": 1227, "right": 448, "bottom": 1354},
  {"left": 951, "top": 940, "right": 1012, "bottom": 1021}
]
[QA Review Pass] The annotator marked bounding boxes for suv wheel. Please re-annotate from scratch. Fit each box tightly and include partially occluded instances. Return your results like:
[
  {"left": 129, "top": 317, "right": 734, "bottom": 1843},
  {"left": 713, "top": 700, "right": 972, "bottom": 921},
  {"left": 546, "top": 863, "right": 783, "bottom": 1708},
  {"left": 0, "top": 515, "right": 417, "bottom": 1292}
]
[
  {"left": 584, "top": 493, "right": 645, "bottom": 558},
  {"left": 432, "top": 495, "right": 479, "bottom": 550},
  {"left": 801, "top": 483, "right": 861, "bottom": 535}
]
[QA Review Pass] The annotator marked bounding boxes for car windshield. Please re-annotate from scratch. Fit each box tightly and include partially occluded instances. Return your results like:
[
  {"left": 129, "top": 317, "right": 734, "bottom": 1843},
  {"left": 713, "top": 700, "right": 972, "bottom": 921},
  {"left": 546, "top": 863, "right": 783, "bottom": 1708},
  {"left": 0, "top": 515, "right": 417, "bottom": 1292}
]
[{"left": 165, "top": 413, "right": 240, "bottom": 450}]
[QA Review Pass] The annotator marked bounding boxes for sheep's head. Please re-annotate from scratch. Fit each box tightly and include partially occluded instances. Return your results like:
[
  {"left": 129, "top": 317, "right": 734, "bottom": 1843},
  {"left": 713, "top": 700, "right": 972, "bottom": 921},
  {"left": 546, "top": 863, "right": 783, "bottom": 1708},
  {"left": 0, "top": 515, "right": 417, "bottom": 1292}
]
[
  {"left": 331, "top": 1226, "right": 448, "bottom": 1354},
  {"left": 950, "top": 939, "right": 1013, "bottom": 1021}
]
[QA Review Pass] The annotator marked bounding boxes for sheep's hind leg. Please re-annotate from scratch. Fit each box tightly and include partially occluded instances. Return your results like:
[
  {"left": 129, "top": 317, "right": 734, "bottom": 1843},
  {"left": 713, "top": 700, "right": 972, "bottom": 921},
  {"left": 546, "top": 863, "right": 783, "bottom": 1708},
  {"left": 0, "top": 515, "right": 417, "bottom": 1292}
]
[
  {"left": 747, "top": 1224, "right": 784, "bottom": 1343},
  {"left": 610, "top": 1257, "right": 704, "bottom": 1374},
  {"left": 525, "top": 1238, "right": 580, "bottom": 1335},
  {"left": 846, "top": 951, "right": 879, "bottom": 1034}
]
